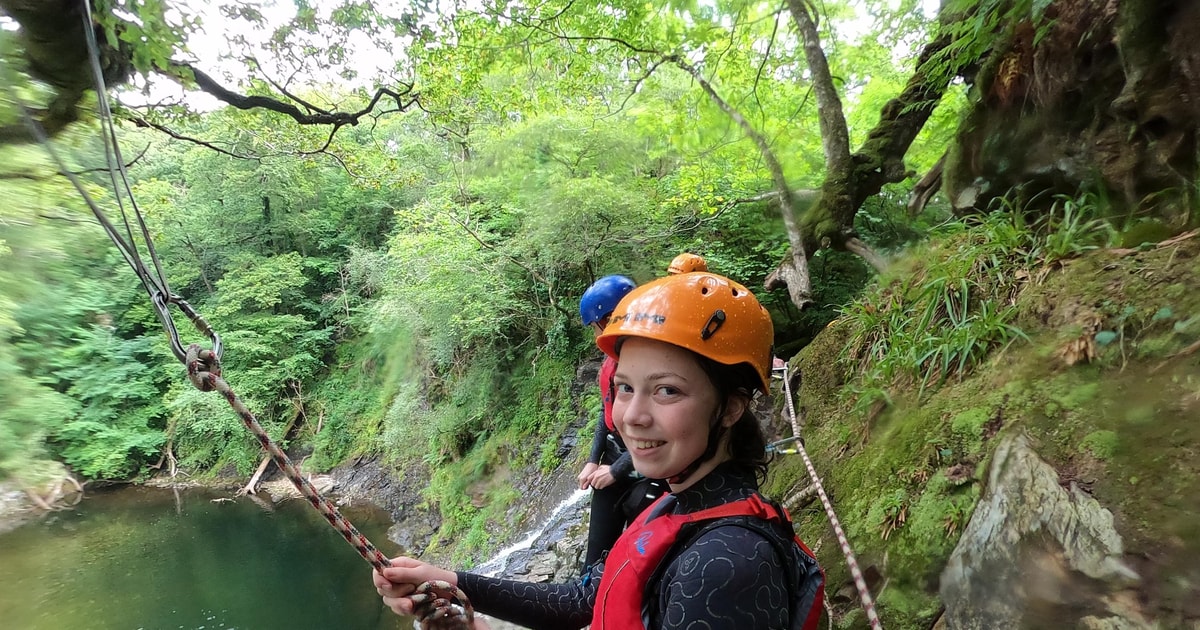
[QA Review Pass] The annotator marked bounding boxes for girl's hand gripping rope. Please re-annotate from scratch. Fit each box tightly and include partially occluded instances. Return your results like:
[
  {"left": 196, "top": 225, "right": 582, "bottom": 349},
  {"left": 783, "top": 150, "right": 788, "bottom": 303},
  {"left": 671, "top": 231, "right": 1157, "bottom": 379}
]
[{"left": 373, "top": 558, "right": 483, "bottom": 629}]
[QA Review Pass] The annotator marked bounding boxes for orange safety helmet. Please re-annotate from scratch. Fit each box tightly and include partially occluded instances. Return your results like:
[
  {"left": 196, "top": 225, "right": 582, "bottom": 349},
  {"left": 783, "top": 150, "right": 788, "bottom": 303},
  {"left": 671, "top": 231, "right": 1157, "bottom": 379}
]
[
  {"left": 667, "top": 252, "right": 708, "bottom": 275},
  {"left": 597, "top": 272, "right": 773, "bottom": 393}
]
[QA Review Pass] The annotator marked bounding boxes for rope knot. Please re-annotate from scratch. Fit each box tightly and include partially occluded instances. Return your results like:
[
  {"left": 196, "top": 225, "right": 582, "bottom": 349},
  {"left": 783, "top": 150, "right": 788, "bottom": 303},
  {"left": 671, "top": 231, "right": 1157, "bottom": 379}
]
[
  {"left": 411, "top": 580, "right": 475, "bottom": 630},
  {"left": 185, "top": 343, "right": 222, "bottom": 392}
]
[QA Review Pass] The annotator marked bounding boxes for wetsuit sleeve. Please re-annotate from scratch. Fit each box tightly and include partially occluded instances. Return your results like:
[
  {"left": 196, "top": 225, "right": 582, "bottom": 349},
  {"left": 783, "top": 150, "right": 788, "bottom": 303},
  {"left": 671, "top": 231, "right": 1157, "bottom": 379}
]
[
  {"left": 655, "top": 525, "right": 792, "bottom": 630},
  {"left": 455, "top": 570, "right": 596, "bottom": 630},
  {"left": 587, "top": 410, "right": 608, "bottom": 465},
  {"left": 609, "top": 450, "right": 635, "bottom": 479}
]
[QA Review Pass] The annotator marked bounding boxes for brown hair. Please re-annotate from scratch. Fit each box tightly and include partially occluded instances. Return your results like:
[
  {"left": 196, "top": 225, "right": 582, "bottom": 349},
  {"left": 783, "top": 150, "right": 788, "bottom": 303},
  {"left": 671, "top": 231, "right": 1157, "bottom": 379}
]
[{"left": 694, "top": 355, "right": 770, "bottom": 481}]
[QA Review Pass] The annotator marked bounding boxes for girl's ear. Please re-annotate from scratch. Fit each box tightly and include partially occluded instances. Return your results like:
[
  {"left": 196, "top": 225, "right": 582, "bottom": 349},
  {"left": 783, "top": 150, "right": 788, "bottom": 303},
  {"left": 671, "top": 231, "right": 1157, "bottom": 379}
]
[{"left": 719, "top": 392, "right": 749, "bottom": 428}]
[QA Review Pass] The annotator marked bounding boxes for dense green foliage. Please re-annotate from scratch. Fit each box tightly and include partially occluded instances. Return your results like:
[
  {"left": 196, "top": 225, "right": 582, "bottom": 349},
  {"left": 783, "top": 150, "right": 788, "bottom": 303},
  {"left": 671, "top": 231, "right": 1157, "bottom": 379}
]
[
  {"left": 4, "top": 4, "right": 1197, "bottom": 623},
  {"left": 0, "top": 92, "right": 904, "bottom": 485},
  {"left": 0, "top": 0, "right": 968, "bottom": 493}
]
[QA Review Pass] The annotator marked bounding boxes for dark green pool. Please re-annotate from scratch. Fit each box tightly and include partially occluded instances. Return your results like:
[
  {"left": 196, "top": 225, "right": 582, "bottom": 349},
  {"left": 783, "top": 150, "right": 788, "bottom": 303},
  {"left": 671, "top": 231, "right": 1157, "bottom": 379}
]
[{"left": 0, "top": 486, "right": 413, "bottom": 629}]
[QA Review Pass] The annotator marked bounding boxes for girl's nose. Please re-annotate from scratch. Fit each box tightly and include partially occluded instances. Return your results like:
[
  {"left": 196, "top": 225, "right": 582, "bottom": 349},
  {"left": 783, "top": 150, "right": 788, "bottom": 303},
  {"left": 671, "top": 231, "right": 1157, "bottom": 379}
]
[{"left": 618, "top": 391, "right": 651, "bottom": 428}]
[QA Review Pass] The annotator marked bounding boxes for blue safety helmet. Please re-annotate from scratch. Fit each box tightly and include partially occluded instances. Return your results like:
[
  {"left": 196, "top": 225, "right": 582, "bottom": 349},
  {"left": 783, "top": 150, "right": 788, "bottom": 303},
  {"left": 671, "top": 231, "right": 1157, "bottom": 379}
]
[{"left": 580, "top": 275, "right": 636, "bottom": 325}]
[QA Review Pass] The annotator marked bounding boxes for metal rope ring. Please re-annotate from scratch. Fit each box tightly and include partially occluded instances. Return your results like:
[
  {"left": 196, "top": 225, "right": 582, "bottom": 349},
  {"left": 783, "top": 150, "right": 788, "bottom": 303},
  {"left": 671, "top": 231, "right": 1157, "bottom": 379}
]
[
  {"left": 185, "top": 344, "right": 221, "bottom": 392},
  {"left": 411, "top": 580, "right": 475, "bottom": 630}
]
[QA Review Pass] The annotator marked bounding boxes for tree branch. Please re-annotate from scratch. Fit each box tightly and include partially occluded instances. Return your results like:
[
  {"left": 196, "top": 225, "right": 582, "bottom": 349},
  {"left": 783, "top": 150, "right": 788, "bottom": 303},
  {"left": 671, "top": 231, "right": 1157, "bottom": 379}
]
[
  {"left": 668, "top": 54, "right": 814, "bottom": 308},
  {"left": 794, "top": 27, "right": 962, "bottom": 265},
  {"left": 128, "top": 116, "right": 258, "bottom": 160},
  {"left": 847, "top": 33, "right": 955, "bottom": 213},
  {"left": 908, "top": 150, "right": 947, "bottom": 216},
  {"left": 0, "top": 144, "right": 150, "bottom": 180},
  {"left": 731, "top": 188, "right": 819, "bottom": 206},
  {"left": 844, "top": 237, "right": 887, "bottom": 273},
  {"left": 785, "top": 0, "right": 851, "bottom": 178},
  {"left": 172, "top": 62, "right": 418, "bottom": 127},
  {"left": 0, "top": 90, "right": 84, "bottom": 145}
]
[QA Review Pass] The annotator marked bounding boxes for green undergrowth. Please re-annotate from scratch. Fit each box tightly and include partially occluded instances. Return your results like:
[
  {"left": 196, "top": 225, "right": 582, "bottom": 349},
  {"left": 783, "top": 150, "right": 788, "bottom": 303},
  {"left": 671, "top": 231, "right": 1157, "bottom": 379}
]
[
  {"left": 297, "top": 320, "right": 589, "bottom": 564},
  {"left": 766, "top": 209, "right": 1200, "bottom": 628},
  {"left": 403, "top": 349, "right": 582, "bottom": 565},
  {"left": 307, "top": 332, "right": 419, "bottom": 471}
]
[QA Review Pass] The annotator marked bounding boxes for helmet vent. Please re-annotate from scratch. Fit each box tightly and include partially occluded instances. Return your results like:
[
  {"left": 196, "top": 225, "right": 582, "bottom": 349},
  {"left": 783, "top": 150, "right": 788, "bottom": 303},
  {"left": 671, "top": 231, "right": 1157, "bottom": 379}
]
[{"left": 700, "top": 287, "right": 709, "bottom": 295}]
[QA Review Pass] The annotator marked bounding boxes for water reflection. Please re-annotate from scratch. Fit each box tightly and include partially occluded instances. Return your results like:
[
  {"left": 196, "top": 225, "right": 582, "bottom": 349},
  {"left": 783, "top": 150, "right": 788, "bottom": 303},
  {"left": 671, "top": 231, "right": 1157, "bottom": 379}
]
[{"left": 0, "top": 486, "right": 412, "bottom": 629}]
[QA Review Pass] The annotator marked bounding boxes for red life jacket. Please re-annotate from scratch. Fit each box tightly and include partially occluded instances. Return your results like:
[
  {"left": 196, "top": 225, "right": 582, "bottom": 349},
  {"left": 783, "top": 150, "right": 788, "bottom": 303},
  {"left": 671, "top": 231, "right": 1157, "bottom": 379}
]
[
  {"left": 599, "top": 355, "right": 617, "bottom": 431},
  {"left": 592, "top": 493, "right": 825, "bottom": 630}
]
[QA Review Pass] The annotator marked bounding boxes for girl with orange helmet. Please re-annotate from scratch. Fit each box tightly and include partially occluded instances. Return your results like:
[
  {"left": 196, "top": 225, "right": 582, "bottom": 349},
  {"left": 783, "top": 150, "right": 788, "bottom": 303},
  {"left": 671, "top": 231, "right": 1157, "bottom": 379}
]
[{"left": 373, "top": 272, "right": 824, "bottom": 630}]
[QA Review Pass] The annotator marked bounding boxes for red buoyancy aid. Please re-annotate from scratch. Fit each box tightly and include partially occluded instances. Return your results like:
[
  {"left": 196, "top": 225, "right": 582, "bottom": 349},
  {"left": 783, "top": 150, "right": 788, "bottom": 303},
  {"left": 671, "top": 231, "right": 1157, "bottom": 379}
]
[
  {"left": 592, "top": 493, "right": 825, "bottom": 630},
  {"left": 599, "top": 355, "right": 618, "bottom": 431}
]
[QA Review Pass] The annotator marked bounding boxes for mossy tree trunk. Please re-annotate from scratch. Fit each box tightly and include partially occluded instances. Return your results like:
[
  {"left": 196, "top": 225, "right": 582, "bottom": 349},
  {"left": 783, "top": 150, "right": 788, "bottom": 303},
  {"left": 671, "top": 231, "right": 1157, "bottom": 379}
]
[
  {"left": 942, "top": 0, "right": 1200, "bottom": 224},
  {"left": 0, "top": 0, "right": 122, "bottom": 142}
]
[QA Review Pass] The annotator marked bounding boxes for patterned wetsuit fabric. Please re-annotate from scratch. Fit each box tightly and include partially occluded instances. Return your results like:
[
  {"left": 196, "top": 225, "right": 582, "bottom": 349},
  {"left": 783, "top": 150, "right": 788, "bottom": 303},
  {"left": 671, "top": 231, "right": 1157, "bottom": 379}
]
[{"left": 456, "top": 463, "right": 815, "bottom": 630}]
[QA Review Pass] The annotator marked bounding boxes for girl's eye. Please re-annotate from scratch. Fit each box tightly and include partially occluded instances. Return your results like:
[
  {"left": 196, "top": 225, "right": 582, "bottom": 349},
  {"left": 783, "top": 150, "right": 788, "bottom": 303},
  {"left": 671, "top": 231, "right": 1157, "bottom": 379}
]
[
  {"left": 615, "top": 383, "right": 634, "bottom": 394},
  {"left": 655, "top": 385, "right": 680, "bottom": 397}
]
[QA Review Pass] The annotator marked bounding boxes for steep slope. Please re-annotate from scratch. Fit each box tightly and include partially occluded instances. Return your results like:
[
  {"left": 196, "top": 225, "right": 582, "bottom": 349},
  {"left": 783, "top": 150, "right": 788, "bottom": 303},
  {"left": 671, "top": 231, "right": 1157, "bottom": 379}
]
[{"left": 766, "top": 228, "right": 1200, "bottom": 628}]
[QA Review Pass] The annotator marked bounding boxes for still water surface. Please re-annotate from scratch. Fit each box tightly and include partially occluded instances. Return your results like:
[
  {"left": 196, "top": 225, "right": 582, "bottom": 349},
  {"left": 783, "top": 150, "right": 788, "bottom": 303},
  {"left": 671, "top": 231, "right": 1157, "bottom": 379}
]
[{"left": 0, "top": 486, "right": 413, "bottom": 629}]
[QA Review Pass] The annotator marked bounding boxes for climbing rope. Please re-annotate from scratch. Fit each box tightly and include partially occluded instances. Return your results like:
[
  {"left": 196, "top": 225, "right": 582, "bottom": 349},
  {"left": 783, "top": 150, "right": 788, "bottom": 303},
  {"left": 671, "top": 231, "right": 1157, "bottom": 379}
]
[
  {"left": 186, "top": 346, "right": 392, "bottom": 571},
  {"left": 778, "top": 362, "right": 883, "bottom": 629},
  {"left": 4, "top": 0, "right": 415, "bottom": 579},
  {"left": 410, "top": 580, "right": 476, "bottom": 630},
  {"left": 6, "top": 98, "right": 387, "bottom": 566}
]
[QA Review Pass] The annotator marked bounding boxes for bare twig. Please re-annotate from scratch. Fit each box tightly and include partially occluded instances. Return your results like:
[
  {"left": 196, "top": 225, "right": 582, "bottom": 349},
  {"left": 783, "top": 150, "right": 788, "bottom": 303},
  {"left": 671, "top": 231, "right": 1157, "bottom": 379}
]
[{"left": 128, "top": 116, "right": 259, "bottom": 160}]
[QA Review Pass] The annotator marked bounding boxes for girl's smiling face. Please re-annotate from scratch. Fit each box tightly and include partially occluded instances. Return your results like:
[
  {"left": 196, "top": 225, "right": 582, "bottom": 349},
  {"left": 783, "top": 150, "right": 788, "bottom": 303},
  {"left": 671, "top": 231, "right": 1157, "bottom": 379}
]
[{"left": 612, "top": 337, "right": 744, "bottom": 490}]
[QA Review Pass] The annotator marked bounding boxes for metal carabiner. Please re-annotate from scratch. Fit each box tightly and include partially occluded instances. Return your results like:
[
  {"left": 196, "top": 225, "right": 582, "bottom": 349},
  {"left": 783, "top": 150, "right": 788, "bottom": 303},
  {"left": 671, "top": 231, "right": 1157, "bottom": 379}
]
[{"left": 151, "top": 290, "right": 221, "bottom": 364}]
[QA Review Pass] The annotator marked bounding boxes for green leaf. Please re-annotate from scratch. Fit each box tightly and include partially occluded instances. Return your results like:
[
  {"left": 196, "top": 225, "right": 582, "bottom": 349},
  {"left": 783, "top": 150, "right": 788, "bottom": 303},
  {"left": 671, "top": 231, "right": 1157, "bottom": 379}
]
[{"left": 1094, "top": 330, "right": 1119, "bottom": 346}]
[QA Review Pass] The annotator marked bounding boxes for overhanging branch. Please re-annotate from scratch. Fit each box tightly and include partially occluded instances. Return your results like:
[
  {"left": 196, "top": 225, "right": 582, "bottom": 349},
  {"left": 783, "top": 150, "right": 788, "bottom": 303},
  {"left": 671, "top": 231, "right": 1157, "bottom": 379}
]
[
  {"left": 172, "top": 63, "right": 419, "bottom": 127},
  {"left": 667, "top": 54, "right": 814, "bottom": 308},
  {"left": 128, "top": 116, "right": 258, "bottom": 160}
]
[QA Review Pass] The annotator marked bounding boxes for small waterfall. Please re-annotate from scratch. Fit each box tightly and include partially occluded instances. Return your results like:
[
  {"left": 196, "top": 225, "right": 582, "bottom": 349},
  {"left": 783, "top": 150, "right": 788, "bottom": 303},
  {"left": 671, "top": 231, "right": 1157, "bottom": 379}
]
[{"left": 473, "top": 488, "right": 590, "bottom": 577}]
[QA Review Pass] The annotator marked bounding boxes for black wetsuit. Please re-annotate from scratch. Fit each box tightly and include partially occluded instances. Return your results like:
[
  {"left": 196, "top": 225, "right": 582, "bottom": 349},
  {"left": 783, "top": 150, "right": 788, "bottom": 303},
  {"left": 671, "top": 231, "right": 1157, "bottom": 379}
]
[
  {"left": 457, "top": 463, "right": 823, "bottom": 630},
  {"left": 584, "top": 417, "right": 635, "bottom": 568}
]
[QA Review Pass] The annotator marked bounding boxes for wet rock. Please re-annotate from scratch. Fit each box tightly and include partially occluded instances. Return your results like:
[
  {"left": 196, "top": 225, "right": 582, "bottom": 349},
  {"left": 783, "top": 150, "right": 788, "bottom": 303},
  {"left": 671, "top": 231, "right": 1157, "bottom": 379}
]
[
  {"left": 0, "top": 483, "right": 34, "bottom": 534},
  {"left": 328, "top": 457, "right": 442, "bottom": 555},
  {"left": 940, "top": 432, "right": 1145, "bottom": 629}
]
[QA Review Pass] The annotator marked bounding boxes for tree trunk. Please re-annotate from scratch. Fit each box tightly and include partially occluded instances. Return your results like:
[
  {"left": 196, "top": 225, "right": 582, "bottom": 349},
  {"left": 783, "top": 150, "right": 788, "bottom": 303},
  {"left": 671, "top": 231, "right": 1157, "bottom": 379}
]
[
  {"left": 941, "top": 0, "right": 1200, "bottom": 223},
  {"left": 239, "top": 455, "right": 273, "bottom": 496},
  {"left": 0, "top": 0, "right": 132, "bottom": 142}
]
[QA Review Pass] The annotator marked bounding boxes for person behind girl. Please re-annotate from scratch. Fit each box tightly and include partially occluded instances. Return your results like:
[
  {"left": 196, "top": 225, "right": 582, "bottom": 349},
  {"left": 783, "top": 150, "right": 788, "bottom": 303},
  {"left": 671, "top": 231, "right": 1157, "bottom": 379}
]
[
  {"left": 667, "top": 251, "right": 707, "bottom": 274},
  {"left": 575, "top": 274, "right": 667, "bottom": 571},
  {"left": 374, "top": 272, "right": 825, "bottom": 630}
]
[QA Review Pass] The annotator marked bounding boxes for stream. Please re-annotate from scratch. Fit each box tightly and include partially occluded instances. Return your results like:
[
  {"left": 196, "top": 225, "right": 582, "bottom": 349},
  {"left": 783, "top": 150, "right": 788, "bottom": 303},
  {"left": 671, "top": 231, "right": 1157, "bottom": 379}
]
[
  {"left": 0, "top": 475, "right": 598, "bottom": 630},
  {"left": 0, "top": 485, "right": 408, "bottom": 629}
]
